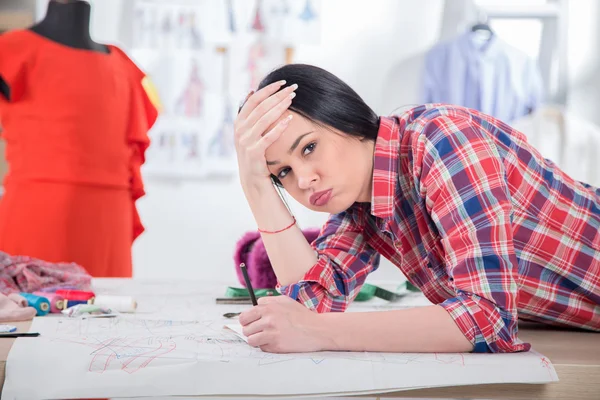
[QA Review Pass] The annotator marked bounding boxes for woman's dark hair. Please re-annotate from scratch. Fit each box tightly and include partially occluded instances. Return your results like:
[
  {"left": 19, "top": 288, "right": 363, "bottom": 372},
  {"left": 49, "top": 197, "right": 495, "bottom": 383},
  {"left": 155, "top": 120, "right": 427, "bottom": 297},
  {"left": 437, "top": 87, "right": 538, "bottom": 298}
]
[{"left": 256, "top": 64, "right": 380, "bottom": 186}]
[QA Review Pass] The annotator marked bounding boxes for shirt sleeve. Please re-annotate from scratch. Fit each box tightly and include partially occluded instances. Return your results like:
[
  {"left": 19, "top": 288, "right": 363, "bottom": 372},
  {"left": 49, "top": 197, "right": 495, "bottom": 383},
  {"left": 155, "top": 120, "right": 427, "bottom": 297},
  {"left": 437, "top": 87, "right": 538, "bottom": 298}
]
[
  {"left": 278, "top": 210, "right": 380, "bottom": 313},
  {"left": 0, "top": 31, "right": 30, "bottom": 103},
  {"left": 417, "top": 114, "right": 530, "bottom": 353}
]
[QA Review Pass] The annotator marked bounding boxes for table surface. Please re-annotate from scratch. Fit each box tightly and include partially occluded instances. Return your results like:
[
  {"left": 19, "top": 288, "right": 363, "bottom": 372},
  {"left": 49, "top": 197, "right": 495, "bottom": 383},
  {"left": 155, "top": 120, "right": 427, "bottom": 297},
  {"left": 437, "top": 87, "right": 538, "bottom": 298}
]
[{"left": 1, "top": 279, "right": 599, "bottom": 400}]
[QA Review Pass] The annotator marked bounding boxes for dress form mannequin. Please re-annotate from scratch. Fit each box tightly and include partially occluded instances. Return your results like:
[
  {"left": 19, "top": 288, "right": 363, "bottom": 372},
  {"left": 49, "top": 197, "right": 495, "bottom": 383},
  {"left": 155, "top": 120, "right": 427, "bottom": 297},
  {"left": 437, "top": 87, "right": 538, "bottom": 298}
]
[
  {"left": 31, "top": 0, "right": 109, "bottom": 53},
  {"left": 0, "top": 0, "right": 108, "bottom": 100}
]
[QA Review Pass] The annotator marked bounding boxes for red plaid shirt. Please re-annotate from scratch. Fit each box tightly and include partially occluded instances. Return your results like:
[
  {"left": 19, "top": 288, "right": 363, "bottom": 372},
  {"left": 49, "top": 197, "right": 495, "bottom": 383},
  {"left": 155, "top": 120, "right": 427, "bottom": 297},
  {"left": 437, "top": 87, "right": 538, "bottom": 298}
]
[{"left": 279, "top": 104, "right": 600, "bottom": 353}]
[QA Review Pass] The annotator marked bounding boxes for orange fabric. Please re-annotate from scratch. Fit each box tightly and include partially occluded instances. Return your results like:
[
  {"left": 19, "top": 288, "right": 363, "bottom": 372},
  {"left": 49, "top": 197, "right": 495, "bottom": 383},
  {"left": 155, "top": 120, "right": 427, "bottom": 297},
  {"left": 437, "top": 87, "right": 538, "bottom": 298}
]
[{"left": 0, "top": 30, "right": 158, "bottom": 277}]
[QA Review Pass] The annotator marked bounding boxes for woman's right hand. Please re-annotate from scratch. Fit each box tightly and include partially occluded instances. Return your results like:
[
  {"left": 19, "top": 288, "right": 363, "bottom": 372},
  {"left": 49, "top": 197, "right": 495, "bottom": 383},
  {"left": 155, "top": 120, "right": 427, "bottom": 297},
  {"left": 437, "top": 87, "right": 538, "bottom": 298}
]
[{"left": 234, "top": 80, "right": 298, "bottom": 188}]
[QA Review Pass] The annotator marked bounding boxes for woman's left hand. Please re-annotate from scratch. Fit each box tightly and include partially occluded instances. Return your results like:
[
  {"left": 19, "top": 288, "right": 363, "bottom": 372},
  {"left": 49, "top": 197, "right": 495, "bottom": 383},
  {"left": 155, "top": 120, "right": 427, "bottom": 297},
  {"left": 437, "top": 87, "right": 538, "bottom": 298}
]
[{"left": 238, "top": 295, "right": 328, "bottom": 353}]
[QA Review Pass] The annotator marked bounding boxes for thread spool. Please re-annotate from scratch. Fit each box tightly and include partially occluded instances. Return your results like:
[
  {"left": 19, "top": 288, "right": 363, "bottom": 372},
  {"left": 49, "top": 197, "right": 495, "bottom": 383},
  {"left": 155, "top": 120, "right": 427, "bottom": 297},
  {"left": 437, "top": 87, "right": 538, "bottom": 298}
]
[
  {"left": 55, "top": 289, "right": 95, "bottom": 301},
  {"left": 19, "top": 293, "right": 50, "bottom": 316},
  {"left": 92, "top": 295, "right": 137, "bottom": 313},
  {"left": 55, "top": 289, "right": 95, "bottom": 309},
  {"left": 33, "top": 291, "right": 65, "bottom": 313}
]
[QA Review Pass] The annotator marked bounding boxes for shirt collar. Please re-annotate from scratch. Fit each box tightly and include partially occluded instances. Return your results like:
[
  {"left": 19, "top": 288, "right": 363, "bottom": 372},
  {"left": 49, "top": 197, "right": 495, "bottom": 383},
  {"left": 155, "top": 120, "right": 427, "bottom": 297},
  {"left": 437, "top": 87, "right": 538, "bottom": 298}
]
[{"left": 369, "top": 116, "right": 401, "bottom": 220}]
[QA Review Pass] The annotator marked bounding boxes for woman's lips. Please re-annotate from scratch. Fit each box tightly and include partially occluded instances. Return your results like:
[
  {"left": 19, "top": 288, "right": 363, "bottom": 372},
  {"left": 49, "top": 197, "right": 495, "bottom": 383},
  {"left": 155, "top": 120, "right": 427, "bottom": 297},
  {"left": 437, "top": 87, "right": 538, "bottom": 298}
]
[{"left": 310, "top": 189, "right": 333, "bottom": 207}]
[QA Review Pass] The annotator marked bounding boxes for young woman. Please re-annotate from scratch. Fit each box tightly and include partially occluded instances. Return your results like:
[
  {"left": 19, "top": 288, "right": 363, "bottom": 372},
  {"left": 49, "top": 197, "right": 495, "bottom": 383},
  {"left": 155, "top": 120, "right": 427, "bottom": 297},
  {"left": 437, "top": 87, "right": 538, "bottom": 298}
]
[{"left": 234, "top": 64, "right": 600, "bottom": 354}]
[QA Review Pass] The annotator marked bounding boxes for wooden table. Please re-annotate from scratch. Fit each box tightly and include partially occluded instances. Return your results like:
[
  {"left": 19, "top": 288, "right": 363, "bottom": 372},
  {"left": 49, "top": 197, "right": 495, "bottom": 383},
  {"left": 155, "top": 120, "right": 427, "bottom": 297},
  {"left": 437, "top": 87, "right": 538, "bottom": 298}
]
[
  {"left": 377, "top": 323, "right": 600, "bottom": 399},
  {"left": 1, "top": 306, "right": 598, "bottom": 399}
]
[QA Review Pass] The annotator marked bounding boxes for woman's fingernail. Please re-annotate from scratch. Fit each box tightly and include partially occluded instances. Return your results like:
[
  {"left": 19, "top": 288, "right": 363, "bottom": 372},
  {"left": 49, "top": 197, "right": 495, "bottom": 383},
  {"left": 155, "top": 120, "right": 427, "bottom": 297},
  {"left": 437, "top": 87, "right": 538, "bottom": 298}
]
[
  {"left": 281, "top": 114, "right": 293, "bottom": 125},
  {"left": 278, "top": 80, "right": 287, "bottom": 86},
  {"left": 289, "top": 92, "right": 296, "bottom": 99},
  {"left": 290, "top": 83, "right": 298, "bottom": 90}
]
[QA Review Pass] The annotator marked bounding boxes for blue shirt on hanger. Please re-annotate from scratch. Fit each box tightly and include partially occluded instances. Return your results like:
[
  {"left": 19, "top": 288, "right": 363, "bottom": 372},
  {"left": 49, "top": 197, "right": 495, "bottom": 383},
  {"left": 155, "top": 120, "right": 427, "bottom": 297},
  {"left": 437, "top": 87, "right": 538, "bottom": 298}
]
[{"left": 421, "top": 31, "right": 543, "bottom": 123}]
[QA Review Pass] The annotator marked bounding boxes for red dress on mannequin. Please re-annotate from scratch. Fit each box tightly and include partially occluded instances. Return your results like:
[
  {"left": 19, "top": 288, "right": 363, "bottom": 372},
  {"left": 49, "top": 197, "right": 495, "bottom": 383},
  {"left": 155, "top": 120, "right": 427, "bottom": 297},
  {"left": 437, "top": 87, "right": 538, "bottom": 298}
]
[{"left": 0, "top": 30, "right": 158, "bottom": 277}]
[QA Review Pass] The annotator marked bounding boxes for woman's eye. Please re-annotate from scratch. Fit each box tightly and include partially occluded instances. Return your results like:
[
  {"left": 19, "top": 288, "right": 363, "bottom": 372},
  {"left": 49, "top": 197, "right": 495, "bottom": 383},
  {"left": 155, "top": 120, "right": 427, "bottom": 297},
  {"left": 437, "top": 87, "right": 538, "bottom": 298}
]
[
  {"left": 278, "top": 168, "right": 291, "bottom": 179},
  {"left": 303, "top": 142, "right": 316, "bottom": 156}
]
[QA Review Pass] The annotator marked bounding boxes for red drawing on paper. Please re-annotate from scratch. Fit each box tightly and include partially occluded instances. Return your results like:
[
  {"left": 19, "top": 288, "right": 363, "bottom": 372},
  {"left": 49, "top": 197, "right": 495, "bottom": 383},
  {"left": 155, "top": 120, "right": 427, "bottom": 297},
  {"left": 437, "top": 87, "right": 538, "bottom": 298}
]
[{"left": 89, "top": 337, "right": 177, "bottom": 374}]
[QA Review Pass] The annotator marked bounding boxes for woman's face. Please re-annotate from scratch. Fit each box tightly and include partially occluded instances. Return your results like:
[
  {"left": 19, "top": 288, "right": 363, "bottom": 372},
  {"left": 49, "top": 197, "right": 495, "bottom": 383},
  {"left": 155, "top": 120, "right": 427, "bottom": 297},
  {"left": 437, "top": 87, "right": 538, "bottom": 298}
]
[{"left": 265, "top": 112, "right": 375, "bottom": 214}]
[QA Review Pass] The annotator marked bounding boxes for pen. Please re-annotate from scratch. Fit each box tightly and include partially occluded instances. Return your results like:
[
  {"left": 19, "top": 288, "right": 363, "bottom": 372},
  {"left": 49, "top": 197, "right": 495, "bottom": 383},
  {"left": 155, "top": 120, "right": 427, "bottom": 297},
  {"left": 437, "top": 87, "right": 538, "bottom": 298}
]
[
  {"left": 0, "top": 332, "right": 40, "bottom": 338},
  {"left": 239, "top": 263, "right": 258, "bottom": 306}
]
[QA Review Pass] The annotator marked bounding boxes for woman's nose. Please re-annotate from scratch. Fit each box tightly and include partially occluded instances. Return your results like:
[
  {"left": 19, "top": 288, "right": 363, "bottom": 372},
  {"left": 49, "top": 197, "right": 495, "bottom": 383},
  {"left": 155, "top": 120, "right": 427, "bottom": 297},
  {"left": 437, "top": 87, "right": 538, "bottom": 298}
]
[{"left": 297, "top": 169, "right": 318, "bottom": 190}]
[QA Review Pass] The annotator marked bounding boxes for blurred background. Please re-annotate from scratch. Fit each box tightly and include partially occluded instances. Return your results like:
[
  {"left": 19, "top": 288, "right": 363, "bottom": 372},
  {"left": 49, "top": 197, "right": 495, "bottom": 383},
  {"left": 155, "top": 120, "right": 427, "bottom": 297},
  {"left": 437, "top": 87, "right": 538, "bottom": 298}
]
[{"left": 1, "top": 0, "right": 599, "bottom": 284}]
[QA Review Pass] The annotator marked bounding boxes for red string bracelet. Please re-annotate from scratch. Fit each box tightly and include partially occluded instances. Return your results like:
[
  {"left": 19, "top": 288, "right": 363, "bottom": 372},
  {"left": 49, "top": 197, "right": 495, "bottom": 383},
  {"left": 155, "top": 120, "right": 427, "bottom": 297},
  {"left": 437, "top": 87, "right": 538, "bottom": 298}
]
[{"left": 258, "top": 217, "right": 297, "bottom": 234}]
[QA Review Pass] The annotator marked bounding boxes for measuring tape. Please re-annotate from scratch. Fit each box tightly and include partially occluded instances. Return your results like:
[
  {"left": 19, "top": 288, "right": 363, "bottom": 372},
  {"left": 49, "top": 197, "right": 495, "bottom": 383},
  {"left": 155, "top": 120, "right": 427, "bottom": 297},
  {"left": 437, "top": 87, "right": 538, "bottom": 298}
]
[
  {"left": 224, "top": 287, "right": 279, "bottom": 298},
  {"left": 224, "top": 281, "right": 420, "bottom": 302}
]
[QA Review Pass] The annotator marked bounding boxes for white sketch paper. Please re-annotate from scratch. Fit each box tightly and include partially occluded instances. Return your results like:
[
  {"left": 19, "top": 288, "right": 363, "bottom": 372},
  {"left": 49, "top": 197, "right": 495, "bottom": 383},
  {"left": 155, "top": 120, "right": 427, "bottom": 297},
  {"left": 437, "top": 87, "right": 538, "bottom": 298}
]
[{"left": 3, "top": 313, "right": 558, "bottom": 400}]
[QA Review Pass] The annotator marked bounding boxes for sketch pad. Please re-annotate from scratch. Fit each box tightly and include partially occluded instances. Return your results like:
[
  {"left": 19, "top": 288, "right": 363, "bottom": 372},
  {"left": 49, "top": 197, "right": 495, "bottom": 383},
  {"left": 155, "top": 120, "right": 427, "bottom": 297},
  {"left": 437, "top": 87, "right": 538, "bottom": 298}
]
[{"left": 2, "top": 316, "right": 558, "bottom": 399}]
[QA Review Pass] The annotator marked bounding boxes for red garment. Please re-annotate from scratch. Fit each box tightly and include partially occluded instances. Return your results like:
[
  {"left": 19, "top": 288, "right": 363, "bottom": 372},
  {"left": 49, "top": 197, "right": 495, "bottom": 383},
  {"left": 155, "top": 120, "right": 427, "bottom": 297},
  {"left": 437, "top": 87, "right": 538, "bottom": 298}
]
[{"left": 0, "top": 30, "right": 158, "bottom": 277}]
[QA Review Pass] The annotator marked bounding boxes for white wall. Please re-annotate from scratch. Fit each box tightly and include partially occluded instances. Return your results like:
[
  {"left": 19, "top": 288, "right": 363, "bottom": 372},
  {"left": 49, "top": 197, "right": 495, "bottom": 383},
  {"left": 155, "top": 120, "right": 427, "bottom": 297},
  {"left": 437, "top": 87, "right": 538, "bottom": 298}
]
[
  {"left": 567, "top": 0, "right": 600, "bottom": 87},
  {"left": 568, "top": 0, "right": 600, "bottom": 126}
]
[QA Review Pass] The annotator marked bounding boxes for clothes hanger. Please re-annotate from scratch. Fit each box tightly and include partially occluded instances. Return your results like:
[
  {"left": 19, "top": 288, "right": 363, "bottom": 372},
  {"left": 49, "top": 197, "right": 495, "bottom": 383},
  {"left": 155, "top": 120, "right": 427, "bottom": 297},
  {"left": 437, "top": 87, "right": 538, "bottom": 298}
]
[
  {"left": 469, "top": 9, "right": 494, "bottom": 46},
  {"left": 471, "top": 10, "right": 493, "bottom": 33}
]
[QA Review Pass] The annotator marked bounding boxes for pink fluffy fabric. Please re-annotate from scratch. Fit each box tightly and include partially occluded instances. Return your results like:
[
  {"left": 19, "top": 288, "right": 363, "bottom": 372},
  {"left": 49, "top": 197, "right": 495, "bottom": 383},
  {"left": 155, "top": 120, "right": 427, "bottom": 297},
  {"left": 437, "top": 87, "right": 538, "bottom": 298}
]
[
  {"left": 0, "top": 251, "right": 92, "bottom": 295},
  {"left": 233, "top": 228, "right": 322, "bottom": 289}
]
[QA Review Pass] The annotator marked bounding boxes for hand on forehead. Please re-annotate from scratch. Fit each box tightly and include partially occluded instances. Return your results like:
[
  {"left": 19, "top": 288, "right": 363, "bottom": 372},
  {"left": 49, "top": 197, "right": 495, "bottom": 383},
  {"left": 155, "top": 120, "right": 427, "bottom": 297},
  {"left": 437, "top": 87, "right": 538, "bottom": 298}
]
[{"left": 236, "top": 81, "right": 298, "bottom": 140}]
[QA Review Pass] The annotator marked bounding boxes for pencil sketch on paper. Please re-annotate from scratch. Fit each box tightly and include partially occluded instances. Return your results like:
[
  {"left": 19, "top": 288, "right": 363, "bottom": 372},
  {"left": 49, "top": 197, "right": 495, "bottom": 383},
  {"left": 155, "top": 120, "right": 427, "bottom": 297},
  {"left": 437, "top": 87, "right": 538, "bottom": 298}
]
[
  {"left": 51, "top": 317, "right": 470, "bottom": 373},
  {"left": 47, "top": 317, "right": 546, "bottom": 373},
  {"left": 1, "top": 315, "right": 559, "bottom": 400}
]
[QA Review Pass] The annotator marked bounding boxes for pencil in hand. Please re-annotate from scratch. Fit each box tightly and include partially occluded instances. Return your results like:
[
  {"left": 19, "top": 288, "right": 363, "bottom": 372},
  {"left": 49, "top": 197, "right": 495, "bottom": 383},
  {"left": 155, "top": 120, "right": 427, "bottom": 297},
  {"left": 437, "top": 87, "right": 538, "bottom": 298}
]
[{"left": 239, "top": 263, "right": 258, "bottom": 306}]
